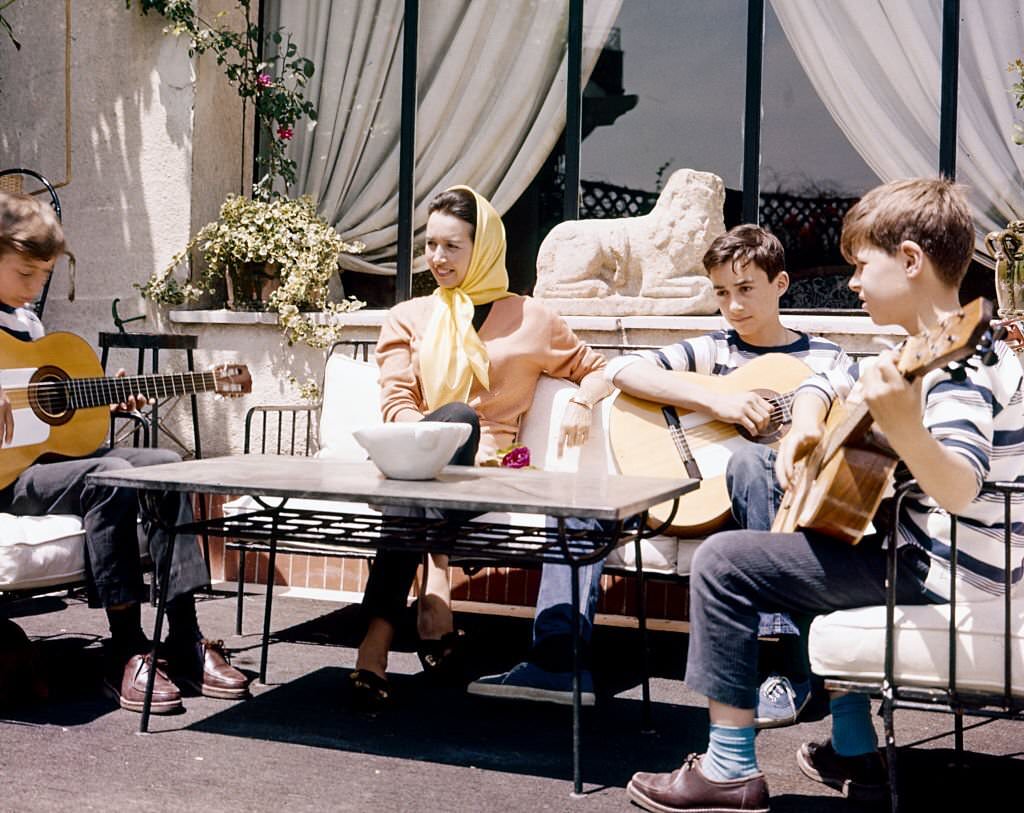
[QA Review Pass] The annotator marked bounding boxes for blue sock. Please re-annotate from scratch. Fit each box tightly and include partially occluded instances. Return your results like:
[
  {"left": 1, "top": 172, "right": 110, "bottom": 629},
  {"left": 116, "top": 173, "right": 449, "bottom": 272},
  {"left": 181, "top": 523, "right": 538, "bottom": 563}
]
[
  {"left": 701, "top": 724, "right": 758, "bottom": 781},
  {"left": 830, "top": 693, "right": 877, "bottom": 756}
]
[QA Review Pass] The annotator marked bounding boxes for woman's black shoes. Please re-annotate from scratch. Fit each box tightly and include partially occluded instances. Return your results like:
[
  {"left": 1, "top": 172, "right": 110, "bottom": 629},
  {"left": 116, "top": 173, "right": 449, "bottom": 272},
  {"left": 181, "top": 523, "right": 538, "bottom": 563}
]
[
  {"left": 349, "top": 668, "right": 392, "bottom": 711},
  {"left": 416, "top": 628, "right": 468, "bottom": 686}
]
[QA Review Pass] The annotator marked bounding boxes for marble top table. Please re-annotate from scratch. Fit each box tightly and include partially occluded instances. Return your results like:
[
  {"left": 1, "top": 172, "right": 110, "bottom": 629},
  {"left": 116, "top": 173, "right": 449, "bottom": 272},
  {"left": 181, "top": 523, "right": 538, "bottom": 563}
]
[
  {"left": 88, "top": 455, "right": 697, "bottom": 792},
  {"left": 87, "top": 454, "right": 695, "bottom": 521}
]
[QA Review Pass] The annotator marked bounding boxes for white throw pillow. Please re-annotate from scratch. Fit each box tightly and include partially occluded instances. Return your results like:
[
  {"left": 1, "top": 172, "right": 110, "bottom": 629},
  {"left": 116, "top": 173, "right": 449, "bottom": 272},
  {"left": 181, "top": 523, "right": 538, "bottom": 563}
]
[
  {"left": 516, "top": 375, "right": 618, "bottom": 474},
  {"left": 316, "top": 351, "right": 382, "bottom": 462}
]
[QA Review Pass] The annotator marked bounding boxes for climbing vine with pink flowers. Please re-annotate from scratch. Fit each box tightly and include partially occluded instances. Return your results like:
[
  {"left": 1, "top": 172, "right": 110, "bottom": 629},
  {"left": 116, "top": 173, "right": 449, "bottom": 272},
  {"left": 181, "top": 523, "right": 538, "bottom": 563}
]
[{"left": 126, "top": 0, "right": 317, "bottom": 199}]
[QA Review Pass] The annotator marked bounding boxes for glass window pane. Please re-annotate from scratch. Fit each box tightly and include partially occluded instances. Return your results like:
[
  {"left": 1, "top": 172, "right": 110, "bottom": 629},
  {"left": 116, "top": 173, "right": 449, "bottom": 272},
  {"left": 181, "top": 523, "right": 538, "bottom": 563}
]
[
  {"left": 760, "top": 4, "right": 878, "bottom": 310},
  {"left": 580, "top": 0, "right": 747, "bottom": 207}
]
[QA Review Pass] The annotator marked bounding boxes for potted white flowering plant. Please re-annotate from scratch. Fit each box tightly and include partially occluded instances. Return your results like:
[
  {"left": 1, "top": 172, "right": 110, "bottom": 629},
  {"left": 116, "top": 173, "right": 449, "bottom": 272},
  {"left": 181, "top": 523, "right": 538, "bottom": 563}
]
[{"left": 138, "top": 194, "right": 365, "bottom": 347}]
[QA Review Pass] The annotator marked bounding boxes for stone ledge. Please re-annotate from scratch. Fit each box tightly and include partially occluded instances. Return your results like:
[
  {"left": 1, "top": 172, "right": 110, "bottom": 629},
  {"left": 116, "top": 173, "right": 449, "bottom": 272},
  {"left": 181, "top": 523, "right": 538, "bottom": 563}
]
[{"left": 169, "top": 307, "right": 902, "bottom": 338}]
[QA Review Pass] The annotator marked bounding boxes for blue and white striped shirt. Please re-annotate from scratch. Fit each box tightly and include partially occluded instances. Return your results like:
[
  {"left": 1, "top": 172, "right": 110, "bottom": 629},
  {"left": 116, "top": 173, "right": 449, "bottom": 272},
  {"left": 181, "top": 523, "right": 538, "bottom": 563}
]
[
  {"left": 801, "top": 344, "right": 1024, "bottom": 599},
  {"left": 605, "top": 329, "right": 852, "bottom": 382}
]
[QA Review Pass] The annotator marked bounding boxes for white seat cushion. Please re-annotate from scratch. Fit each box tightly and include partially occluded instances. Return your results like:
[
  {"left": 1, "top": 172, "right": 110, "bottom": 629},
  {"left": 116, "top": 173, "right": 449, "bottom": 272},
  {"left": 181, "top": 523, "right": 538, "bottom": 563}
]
[
  {"left": 809, "top": 597, "right": 1024, "bottom": 697},
  {"left": 0, "top": 512, "right": 152, "bottom": 592},
  {"left": 0, "top": 513, "right": 87, "bottom": 590},
  {"left": 606, "top": 536, "right": 701, "bottom": 577},
  {"left": 516, "top": 375, "right": 618, "bottom": 475}
]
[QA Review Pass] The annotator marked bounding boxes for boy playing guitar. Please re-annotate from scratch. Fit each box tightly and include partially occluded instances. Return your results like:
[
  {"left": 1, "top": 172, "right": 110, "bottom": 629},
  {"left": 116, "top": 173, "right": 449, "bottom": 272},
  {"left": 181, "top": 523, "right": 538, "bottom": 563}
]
[
  {"left": 469, "top": 225, "right": 851, "bottom": 715},
  {"left": 0, "top": 190, "right": 251, "bottom": 714},
  {"left": 627, "top": 179, "right": 1024, "bottom": 812}
]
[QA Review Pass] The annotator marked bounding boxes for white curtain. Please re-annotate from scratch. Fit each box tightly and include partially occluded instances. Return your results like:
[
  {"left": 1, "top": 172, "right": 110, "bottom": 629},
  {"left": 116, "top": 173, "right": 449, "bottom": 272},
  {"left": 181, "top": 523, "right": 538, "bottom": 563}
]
[
  {"left": 269, "top": 0, "right": 621, "bottom": 274},
  {"left": 770, "top": 0, "right": 1024, "bottom": 255}
]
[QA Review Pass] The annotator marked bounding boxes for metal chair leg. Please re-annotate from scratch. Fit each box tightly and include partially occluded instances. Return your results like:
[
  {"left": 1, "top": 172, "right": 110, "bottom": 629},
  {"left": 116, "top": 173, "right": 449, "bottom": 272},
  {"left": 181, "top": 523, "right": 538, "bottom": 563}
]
[
  {"left": 883, "top": 688, "right": 899, "bottom": 813},
  {"left": 236, "top": 547, "right": 247, "bottom": 635},
  {"left": 570, "top": 550, "right": 583, "bottom": 797},
  {"left": 633, "top": 536, "right": 652, "bottom": 731}
]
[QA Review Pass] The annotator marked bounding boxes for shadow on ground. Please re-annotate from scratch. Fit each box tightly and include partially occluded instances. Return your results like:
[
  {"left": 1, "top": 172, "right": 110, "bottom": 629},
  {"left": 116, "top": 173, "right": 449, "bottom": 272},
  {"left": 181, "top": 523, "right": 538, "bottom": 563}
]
[{"left": 190, "top": 667, "right": 709, "bottom": 790}]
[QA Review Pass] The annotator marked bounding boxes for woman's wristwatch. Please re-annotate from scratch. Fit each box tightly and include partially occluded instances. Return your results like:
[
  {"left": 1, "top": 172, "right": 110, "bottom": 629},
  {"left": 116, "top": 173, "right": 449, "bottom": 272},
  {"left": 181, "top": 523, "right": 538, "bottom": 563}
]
[{"left": 568, "top": 396, "right": 592, "bottom": 410}]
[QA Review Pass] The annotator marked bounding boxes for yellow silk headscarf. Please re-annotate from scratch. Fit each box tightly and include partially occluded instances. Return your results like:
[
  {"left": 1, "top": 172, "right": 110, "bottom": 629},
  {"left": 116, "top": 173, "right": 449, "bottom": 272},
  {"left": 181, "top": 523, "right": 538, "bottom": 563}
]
[{"left": 419, "top": 186, "right": 512, "bottom": 410}]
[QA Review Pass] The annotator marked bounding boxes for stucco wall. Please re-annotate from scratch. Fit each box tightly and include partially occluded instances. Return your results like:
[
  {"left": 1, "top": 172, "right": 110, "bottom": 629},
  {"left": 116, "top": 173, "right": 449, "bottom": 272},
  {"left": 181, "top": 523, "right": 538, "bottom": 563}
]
[
  {"left": 0, "top": 0, "right": 252, "bottom": 458},
  {"left": 3, "top": 2, "right": 193, "bottom": 334}
]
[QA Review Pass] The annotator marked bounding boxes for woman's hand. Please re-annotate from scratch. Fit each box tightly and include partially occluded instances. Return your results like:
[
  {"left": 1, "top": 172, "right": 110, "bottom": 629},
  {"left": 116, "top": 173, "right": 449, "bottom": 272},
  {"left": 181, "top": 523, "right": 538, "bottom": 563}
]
[
  {"left": 0, "top": 385, "right": 13, "bottom": 447},
  {"left": 110, "top": 368, "right": 155, "bottom": 413},
  {"left": 558, "top": 400, "right": 593, "bottom": 456}
]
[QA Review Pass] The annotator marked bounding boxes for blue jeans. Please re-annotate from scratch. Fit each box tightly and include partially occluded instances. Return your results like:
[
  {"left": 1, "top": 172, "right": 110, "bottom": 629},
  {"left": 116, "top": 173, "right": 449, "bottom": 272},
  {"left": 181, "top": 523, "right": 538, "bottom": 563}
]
[
  {"left": 528, "top": 517, "right": 616, "bottom": 672},
  {"left": 726, "top": 444, "right": 800, "bottom": 638},
  {"left": 685, "top": 528, "right": 935, "bottom": 708}
]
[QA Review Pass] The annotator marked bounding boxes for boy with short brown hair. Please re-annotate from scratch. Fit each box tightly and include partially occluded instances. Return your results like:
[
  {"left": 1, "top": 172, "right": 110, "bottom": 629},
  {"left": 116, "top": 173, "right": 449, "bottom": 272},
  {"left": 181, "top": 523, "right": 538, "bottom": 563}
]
[
  {"left": 0, "top": 190, "right": 248, "bottom": 712},
  {"left": 469, "top": 224, "right": 851, "bottom": 709},
  {"left": 626, "top": 178, "right": 1024, "bottom": 812}
]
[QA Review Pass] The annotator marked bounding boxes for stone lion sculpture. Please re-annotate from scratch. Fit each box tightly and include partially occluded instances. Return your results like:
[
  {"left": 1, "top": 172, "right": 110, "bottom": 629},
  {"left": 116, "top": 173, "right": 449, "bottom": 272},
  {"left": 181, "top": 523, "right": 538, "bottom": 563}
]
[{"left": 534, "top": 168, "right": 725, "bottom": 315}]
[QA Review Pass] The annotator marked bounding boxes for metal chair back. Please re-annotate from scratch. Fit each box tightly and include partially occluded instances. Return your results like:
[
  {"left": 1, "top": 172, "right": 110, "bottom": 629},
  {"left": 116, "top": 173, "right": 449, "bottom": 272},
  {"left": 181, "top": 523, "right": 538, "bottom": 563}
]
[{"left": 0, "top": 168, "right": 63, "bottom": 318}]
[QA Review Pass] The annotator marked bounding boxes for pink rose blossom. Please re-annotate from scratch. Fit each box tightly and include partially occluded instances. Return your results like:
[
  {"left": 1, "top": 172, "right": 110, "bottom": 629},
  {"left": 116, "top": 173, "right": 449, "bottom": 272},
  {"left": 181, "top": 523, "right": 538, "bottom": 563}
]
[
  {"left": 277, "top": 126, "right": 294, "bottom": 141},
  {"left": 256, "top": 73, "right": 273, "bottom": 88},
  {"left": 500, "top": 446, "right": 531, "bottom": 469}
]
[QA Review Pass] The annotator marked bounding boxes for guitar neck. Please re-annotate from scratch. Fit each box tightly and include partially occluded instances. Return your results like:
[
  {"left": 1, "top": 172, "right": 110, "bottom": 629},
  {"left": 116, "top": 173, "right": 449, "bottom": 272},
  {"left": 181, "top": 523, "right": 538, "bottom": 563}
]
[
  {"left": 820, "top": 401, "right": 875, "bottom": 464},
  {"left": 63, "top": 372, "right": 220, "bottom": 409}
]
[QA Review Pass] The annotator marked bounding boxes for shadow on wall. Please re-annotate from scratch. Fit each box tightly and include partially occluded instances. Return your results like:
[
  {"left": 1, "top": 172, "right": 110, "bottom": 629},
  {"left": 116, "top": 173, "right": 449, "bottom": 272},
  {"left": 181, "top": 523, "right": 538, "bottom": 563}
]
[{"left": 0, "top": 2, "right": 191, "bottom": 340}]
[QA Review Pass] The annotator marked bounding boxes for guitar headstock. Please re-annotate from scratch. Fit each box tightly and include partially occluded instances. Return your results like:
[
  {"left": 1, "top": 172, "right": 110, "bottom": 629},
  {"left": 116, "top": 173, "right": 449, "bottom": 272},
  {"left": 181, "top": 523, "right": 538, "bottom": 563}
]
[
  {"left": 896, "top": 298, "right": 994, "bottom": 380},
  {"left": 213, "top": 363, "right": 252, "bottom": 397}
]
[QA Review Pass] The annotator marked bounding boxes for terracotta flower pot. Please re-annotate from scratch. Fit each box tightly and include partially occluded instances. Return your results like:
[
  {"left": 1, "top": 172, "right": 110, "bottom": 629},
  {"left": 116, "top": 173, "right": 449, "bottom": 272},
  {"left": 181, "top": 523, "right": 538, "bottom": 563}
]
[{"left": 226, "top": 262, "right": 281, "bottom": 311}]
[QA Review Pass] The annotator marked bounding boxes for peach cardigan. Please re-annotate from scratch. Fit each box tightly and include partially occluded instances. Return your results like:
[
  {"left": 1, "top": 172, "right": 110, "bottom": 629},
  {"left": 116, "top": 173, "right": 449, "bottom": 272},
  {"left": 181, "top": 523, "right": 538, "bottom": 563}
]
[{"left": 376, "top": 294, "right": 606, "bottom": 462}]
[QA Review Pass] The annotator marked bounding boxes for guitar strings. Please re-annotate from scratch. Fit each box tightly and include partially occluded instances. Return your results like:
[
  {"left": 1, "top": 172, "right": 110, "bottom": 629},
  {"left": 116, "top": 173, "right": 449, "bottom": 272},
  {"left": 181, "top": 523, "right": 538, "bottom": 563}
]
[{"left": 8, "top": 371, "right": 219, "bottom": 413}]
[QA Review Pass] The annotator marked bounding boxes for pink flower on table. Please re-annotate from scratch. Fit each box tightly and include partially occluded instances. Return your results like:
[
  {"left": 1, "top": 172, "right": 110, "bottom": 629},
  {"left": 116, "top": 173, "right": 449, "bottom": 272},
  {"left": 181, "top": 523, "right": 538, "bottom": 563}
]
[
  {"left": 277, "top": 126, "right": 294, "bottom": 141},
  {"left": 500, "top": 446, "right": 531, "bottom": 469},
  {"left": 256, "top": 73, "right": 273, "bottom": 88}
]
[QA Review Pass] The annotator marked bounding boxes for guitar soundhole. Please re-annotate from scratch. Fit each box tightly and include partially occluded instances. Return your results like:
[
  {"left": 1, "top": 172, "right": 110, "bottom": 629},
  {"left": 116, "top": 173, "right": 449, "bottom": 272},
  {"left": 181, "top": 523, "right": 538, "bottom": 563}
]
[
  {"left": 28, "top": 367, "right": 74, "bottom": 426},
  {"left": 737, "top": 388, "right": 789, "bottom": 444}
]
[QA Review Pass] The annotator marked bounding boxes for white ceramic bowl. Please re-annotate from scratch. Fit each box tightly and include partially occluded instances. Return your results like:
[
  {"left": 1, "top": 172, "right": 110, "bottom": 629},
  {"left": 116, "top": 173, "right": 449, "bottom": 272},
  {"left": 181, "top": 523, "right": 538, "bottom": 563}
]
[{"left": 352, "top": 421, "right": 473, "bottom": 480}]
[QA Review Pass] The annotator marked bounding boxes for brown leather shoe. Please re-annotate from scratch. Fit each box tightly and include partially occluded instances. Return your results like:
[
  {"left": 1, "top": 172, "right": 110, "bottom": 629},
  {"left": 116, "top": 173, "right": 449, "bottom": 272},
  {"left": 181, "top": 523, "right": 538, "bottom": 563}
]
[
  {"left": 627, "top": 754, "right": 770, "bottom": 813},
  {"left": 105, "top": 653, "right": 182, "bottom": 714},
  {"left": 168, "top": 638, "right": 249, "bottom": 700}
]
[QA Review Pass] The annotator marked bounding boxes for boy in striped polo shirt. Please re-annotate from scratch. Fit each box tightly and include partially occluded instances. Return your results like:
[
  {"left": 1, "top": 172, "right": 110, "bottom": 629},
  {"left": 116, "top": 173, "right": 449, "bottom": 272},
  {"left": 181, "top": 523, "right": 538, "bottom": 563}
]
[
  {"left": 627, "top": 178, "right": 1023, "bottom": 812},
  {"left": 470, "top": 225, "right": 850, "bottom": 709}
]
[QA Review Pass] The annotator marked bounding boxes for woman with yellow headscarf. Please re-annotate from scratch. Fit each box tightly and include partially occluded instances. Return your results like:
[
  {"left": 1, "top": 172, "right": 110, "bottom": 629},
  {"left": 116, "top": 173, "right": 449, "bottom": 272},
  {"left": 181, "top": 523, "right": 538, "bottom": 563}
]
[{"left": 350, "top": 187, "right": 612, "bottom": 708}]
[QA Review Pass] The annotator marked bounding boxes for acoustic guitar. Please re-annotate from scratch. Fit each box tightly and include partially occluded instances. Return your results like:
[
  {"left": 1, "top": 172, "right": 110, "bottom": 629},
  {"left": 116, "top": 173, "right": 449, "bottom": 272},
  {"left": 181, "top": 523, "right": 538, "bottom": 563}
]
[
  {"left": 609, "top": 353, "right": 815, "bottom": 536},
  {"left": 772, "top": 298, "right": 995, "bottom": 545},
  {"left": 0, "top": 331, "right": 251, "bottom": 489}
]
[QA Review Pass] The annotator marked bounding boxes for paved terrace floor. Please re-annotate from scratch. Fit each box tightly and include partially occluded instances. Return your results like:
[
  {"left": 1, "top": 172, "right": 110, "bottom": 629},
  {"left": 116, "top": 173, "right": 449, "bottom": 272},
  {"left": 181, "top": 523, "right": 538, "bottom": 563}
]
[{"left": 2, "top": 589, "right": 1021, "bottom": 812}]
